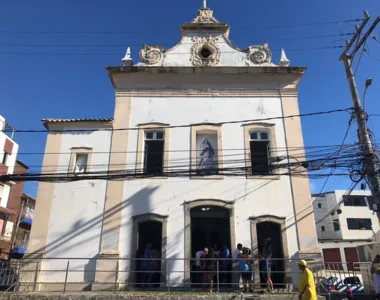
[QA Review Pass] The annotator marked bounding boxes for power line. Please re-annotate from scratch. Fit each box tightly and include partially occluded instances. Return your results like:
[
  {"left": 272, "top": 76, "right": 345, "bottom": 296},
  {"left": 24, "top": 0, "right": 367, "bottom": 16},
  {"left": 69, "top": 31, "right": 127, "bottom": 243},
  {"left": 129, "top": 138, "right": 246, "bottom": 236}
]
[
  {"left": 7, "top": 107, "right": 352, "bottom": 133},
  {"left": 0, "top": 19, "right": 364, "bottom": 35},
  {"left": 15, "top": 149, "right": 363, "bottom": 171},
  {"left": 0, "top": 33, "right": 354, "bottom": 49},
  {"left": 363, "top": 49, "right": 380, "bottom": 62},
  {"left": 315, "top": 181, "right": 359, "bottom": 225},
  {"left": 2, "top": 150, "right": 364, "bottom": 181},
  {"left": 0, "top": 46, "right": 346, "bottom": 57},
  {"left": 315, "top": 114, "right": 355, "bottom": 195},
  {"left": 15, "top": 143, "right": 360, "bottom": 156}
]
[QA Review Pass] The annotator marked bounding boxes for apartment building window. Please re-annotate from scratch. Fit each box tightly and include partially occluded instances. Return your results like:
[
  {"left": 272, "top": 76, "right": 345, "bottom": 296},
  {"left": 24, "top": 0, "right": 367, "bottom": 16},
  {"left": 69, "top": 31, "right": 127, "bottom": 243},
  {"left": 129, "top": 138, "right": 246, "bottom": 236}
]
[
  {"left": 347, "top": 218, "right": 372, "bottom": 230},
  {"left": 343, "top": 195, "right": 368, "bottom": 207},
  {"left": 69, "top": 147, "right": 92, "bottom": 175},
  {"left": 190, "top": 124, "right": 223, "bottom": 179},
  {"left": 333, "top": 219, "right": 340, "bottom": 231},
  {"left": 21, "top": 231, "right": 30, "bottom": 248},
  {"left": 144, "top": 131, "right": 165, "bottom": 175},
  {"left": 321, "top": 226, "right": 325, "bottom": 232},
  {"left": 1, "top": 152, "right": 9, "bottom": 165}
]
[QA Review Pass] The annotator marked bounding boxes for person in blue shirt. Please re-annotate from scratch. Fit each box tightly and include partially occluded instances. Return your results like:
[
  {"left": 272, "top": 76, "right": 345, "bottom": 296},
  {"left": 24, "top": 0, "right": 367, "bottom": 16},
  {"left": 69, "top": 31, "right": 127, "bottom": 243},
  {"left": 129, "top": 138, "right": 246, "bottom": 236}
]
[
  {"left": 220, "top": 245, "right": 231, "bottom": 286},
  {"left": 142, "top": 244, "right": 153, "bottom": 287},
  {"left": 239, "top": 247, "right": 253, "bottom": 292}
]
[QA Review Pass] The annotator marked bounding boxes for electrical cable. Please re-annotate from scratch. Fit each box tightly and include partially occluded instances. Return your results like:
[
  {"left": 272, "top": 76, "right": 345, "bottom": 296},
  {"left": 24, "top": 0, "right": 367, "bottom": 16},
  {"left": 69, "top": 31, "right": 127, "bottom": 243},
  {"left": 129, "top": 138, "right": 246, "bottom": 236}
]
[
  {"left": 0, "top": 46, "right": 346, "bottom": 56},
  {"left": 313, "top": 114, "right": 355, "bottom": 196},
  {"left": 363, "top": 49, "right": 380, "bottom": 62},
  {"left": 6, "top": 107, "right": 352, "bottom": 133},
  {"left": 1, "top": 150, "right": 365, "bottom": 182},
  {"left": 0, "top": 19, "right": 364, "bottom": 35},
  {"left": 0, "top": 33, "right": 354, "bottom": 49},
  {"left": 315, "top": 181, "right": 359, "bottom": 225},
  {"left": 15, "top": 143, "right": 360, "bottom": 156}
]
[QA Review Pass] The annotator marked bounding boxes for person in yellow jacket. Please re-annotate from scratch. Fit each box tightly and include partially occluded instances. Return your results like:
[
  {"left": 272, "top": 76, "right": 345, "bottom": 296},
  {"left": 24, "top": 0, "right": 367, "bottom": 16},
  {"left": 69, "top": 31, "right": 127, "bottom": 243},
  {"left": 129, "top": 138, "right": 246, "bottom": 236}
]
[{"left": 297, "top": 260, "right": 317, "bottom": 300}]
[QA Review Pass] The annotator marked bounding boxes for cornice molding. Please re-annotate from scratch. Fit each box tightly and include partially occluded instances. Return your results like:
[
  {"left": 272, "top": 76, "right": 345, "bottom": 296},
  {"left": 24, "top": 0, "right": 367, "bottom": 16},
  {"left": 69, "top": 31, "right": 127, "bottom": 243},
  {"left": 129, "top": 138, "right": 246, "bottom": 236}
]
[{"left": 115, "top": 88, "right": 298, "bottom": 97}]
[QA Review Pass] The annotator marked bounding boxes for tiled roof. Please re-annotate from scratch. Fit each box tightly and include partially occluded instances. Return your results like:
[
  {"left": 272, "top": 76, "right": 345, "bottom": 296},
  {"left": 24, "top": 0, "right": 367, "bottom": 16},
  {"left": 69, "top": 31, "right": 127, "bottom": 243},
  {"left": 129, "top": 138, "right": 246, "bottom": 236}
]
[{"left": 42, "top": 118, "right": 113, "bottom": 129}]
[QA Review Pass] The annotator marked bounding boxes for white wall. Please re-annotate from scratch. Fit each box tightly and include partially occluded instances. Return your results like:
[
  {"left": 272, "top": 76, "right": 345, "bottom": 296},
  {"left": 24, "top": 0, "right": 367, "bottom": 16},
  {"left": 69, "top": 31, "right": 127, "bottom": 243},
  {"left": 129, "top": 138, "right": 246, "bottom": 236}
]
[
  {"left": 118, "top": 96, "right": 299, "bottom": 283},
  {"left": 313, "top": 192, "right": 343, "bottom": 240},
  {"left": 0, "top": 184, "right": 10, "bottom": 208},
  {"left": 319, "top": 240, "right": 370, "bottom": 272},
  {"left": 0, "top": 131, "right": 19, "bottom": 208},
  {"left": 335, "top": 190, "right": 378, "bottom": 240},
  {"left": 42, "top": 128, "right": 112, "bottom": 283},
  {"left": 313, "top": 190, "right": 377, "bottom": 241}
]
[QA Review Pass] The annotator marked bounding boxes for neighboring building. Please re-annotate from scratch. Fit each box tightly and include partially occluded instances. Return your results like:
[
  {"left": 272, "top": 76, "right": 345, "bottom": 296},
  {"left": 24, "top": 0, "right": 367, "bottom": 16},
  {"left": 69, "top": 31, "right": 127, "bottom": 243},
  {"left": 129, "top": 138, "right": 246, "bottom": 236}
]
[
  {"left": 0, "top": 116, "right": 19, "bottom": 252},
  {"left": 0, "top": 160, "right": 35, "bottom": 259},
  {"left": 27, "top": 5, "right": 320, "bottom": 290},
  {"left": 313, "top": 190, "right": 378, "bottom": 271},
  {"left": 10, "top": 193, "right": 35, "bottom": 259}
]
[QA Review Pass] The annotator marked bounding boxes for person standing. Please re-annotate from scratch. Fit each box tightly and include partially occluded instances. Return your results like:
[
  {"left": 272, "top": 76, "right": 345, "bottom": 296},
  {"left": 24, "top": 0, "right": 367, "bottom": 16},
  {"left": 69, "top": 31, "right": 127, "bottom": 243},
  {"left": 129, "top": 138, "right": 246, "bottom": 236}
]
[
  {"left": 370, "top": 255, "right": 380, "bottom": 299},
  {"left": 232, "top": 243, "right": 243, "bottom": 290},
  {"left": 297, "top": 260, "right": 317, "bottom": 300},
  {"left": 239, "top": 247, "right": 253, "bottom": 293},
  {"left": 260, "top": 238, "right": 274, "bottom": 292},
  {"left": 200, "top": 248, "right": 209, "bottom": 288},
  {"left": 220, "top": 245, "right": 231, "bottom": 286},
  {"left": 195, "top": 249, "right": 204, "bottom": 287},
  {"left": 142, "top": 244, "right": 153, "bottom": 288},
  {"left": 205, "top": 248, "right": 217, "bottom": 293}
]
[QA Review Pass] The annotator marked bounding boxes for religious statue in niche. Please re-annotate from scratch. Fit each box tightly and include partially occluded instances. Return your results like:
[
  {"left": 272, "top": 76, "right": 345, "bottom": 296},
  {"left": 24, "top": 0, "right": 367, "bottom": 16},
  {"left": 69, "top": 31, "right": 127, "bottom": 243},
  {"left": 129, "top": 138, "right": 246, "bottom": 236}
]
[{"left": 198, "top": 137, "right": 217, "bottom": 175}]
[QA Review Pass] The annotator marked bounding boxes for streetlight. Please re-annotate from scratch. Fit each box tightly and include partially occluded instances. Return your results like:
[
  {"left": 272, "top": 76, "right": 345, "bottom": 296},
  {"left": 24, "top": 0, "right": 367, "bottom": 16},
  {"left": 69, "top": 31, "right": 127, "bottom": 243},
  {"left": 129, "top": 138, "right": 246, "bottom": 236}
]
[{"left": 363, "top": 78, "right": 372, "bottom": 111}]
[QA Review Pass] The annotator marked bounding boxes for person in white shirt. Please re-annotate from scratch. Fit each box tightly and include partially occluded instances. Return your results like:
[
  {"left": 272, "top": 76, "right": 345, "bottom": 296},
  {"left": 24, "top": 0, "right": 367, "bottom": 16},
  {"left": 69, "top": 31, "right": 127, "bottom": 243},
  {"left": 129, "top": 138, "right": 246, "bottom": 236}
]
[
  {"left": 195, "top": 249, "right": 204, "bottom": 286},
  {"left": 232, "top": 243, "right": 243, "bottom": 290}
]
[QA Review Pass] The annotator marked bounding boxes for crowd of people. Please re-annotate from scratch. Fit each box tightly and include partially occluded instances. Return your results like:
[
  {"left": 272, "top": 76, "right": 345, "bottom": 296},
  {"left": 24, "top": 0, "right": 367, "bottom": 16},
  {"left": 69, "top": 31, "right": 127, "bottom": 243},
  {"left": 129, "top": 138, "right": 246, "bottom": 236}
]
[
  {"left": 136, "top": 240, "right": 321, "bottom": 300},
  {"left": 193, "top": 239, "right": 274, "bottom": 293}
]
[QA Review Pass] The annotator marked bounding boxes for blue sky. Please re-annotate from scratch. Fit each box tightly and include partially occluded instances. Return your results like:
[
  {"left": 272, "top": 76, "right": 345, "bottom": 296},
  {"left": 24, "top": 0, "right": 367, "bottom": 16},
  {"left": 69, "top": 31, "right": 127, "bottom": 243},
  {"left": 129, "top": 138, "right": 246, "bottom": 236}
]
[{"left": 1, "top": 0, "right": 379, "bottom": 197}]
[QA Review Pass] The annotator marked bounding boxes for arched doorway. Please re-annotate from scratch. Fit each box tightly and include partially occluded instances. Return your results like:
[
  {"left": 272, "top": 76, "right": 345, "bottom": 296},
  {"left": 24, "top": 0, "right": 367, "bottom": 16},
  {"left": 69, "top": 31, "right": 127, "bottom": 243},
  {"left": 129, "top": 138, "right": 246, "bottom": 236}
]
[
  {"left": 130, "top": 213, "right": 168, "bottom": 288},
  {"left": 249, "top": 215, "right": 290, "bottom": 290},
  {"left": 137, "top": 221, "right": 162, "bottom": 287},
  {"left": 257, "top": 221, "right": 285, "bottom": 286},
  {"left": 184, "top": 199, "right": 236, "bottom": 284},
  {"left": 190, "top": 206, "right": 231, "bottom": 256}
]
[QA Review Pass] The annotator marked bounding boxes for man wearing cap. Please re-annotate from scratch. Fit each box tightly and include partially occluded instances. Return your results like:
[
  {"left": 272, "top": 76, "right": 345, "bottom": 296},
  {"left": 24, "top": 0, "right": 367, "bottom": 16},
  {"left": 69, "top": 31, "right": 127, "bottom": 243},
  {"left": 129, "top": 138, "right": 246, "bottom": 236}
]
[{"left": 297, "top": 260, "right": 317, "bottom": 300}]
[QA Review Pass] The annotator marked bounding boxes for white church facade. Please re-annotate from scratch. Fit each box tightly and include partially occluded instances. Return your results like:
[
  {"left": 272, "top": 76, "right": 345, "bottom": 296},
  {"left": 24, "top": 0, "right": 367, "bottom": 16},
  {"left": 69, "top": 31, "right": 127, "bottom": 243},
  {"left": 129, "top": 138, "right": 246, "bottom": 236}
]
[{"left": 26, "top": 5, "right": 321, "bottom": 291}]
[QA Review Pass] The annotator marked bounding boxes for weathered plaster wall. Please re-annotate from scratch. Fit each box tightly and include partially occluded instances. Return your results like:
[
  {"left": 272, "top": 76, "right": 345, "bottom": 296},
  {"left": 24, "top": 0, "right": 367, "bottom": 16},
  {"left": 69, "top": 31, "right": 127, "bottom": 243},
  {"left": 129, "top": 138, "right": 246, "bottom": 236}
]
[
  {"left": 41, "top": 127, "right": 112, "bottom": 283},
  {"left": 118, "top": 95, "right": 299, "bottom": 284}
]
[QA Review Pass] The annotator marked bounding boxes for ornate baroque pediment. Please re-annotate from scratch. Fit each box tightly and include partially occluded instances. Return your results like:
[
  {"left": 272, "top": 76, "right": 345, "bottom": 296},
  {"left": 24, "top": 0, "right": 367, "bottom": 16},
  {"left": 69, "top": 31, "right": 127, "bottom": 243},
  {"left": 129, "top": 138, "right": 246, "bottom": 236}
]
[
  {"left": 192, "top": 8, "right": 219, "bottom": 24},
  {"left": 190, "top": 36, "right": 220, "bottom": 67},
  {"left": 248, "top": 44, "right": 272, "bottom": 65},
  {"left": 139, "top": 44, "right": 163, "bottom": 65}
]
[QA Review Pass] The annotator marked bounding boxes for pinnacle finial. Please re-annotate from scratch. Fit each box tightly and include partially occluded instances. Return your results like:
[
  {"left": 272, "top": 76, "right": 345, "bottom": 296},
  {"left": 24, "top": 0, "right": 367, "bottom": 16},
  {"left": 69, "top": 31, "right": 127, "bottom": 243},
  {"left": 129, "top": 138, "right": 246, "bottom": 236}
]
[
  {"left": 203, "top": 0, "right": 207, "bottom": 8},
  {"left": 279, "top": 48, "right": 290, "bottom": 67},
  {"left": 122, "top": 47, "right": 133, "bottom": 66}
]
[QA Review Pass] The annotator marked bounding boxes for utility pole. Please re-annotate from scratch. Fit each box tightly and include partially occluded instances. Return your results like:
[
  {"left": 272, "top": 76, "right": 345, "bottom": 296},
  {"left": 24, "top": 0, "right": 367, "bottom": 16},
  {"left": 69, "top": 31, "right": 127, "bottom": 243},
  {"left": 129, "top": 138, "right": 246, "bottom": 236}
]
[{"left": 340, "top": 12, "right": 380, "bottom": 217}]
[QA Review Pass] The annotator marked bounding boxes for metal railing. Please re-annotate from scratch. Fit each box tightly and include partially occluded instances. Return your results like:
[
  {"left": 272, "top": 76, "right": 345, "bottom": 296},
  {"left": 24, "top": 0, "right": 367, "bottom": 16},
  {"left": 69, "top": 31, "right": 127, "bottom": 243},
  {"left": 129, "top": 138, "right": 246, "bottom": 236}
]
[{"left": 0, "top": 257, "right": 373, "bottom": 296}]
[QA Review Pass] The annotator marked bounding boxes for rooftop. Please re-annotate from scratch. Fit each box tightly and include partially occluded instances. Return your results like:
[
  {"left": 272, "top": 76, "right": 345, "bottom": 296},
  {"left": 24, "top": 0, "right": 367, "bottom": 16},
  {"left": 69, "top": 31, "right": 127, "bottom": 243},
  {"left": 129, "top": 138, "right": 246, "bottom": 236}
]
[
  {"left": 42, "top": 118, "right": 113, "bottom": 129},
  {"left": 119, "top": 6, "right": 292, "bottom": 68}
]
